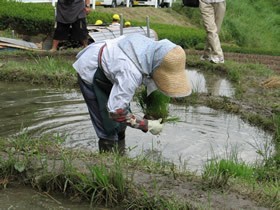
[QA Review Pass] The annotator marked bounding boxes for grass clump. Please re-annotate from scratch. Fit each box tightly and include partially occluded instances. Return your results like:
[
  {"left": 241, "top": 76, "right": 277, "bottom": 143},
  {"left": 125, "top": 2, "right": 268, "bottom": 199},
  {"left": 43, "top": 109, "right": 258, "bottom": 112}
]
[
  {"left": 202, "top": 158, "right": 255, "bottom": 188},
  {"left": 0, "top": 54, "right": 77, "bottom": 87},
  {"left": 201, "top": 147, "right": 279, "bottom": 208}
]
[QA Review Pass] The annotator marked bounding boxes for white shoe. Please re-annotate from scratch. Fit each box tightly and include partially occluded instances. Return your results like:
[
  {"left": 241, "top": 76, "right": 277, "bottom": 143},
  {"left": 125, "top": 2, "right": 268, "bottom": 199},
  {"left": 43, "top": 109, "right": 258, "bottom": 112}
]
[
  {"left": 210, "top": 57, "right": 224, "bottom": 64},
  {"left": 200, "top": 55, "right": 211, "bottom": 61}
]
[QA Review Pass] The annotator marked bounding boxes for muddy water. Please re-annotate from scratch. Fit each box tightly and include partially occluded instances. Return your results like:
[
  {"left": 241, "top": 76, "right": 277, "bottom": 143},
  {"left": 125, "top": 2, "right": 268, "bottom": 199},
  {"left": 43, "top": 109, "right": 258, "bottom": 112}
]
[
  {"left": 0, "top": 70, "right": 274, "bottom": 208},
  {"left": 0, "top": 70, "right": 273, "bottom": 171},
  {"left": 0, "top": 184, "right": 101, "bottom": 210}
]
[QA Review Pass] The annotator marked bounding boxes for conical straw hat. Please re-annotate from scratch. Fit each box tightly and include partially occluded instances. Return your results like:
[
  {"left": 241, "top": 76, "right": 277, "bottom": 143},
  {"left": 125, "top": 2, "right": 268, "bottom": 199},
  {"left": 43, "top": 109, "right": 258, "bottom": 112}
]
[{"left": 152, "top": 46, "right": 192, "bottom": 97}]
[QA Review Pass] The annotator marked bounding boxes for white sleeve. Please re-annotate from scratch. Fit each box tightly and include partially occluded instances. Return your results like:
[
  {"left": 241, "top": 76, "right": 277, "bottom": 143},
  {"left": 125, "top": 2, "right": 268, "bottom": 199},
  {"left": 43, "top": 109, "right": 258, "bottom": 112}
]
[
  {"left": 73, "top": 43, "right": 103, "bottom": 85},
  {"left": 107, "top": 59, "right": 142, "bottom": 113}
]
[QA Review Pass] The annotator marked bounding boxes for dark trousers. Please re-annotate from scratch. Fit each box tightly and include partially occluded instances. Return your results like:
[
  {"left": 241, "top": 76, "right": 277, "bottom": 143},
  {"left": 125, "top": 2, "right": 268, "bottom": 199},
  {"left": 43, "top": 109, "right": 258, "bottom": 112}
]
[{"left": 77, "top": 74, "right": 126, "bottom": 141}]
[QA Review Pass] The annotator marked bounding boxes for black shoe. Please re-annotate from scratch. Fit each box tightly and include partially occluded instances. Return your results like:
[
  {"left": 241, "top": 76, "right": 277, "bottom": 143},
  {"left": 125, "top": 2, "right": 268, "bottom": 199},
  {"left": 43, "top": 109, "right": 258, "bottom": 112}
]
[{"left": 98, "top": 138, "right": 125, "bottom": 155}]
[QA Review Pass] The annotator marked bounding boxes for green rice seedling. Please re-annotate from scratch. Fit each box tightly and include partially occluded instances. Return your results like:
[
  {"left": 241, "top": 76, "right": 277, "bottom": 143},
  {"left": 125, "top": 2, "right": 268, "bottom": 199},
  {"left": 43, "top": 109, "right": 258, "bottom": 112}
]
[{"left": 136, "top": 88, "right": 170, "bottom": 121}]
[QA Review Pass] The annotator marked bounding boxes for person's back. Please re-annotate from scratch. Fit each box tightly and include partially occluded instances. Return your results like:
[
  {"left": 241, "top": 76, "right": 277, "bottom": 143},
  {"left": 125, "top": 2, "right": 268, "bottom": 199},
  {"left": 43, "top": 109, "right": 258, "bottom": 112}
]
[{"left": 56, "top": 0, "right": 85, "bottom": 24}]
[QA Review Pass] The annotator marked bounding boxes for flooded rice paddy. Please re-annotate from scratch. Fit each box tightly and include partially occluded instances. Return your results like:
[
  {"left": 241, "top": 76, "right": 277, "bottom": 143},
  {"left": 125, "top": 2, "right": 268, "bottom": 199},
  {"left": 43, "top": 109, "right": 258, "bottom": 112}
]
[
  {"left": 0, "top": 69, "right": 274, "bottom": 209},
  {"left": 0, "top": 70, "right": 273, "bottom": 172}
]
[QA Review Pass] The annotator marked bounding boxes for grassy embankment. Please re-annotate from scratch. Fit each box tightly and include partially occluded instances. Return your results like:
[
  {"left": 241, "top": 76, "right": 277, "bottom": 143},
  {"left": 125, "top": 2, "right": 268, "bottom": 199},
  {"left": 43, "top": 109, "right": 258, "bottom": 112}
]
[{"left": 0, "top": 0, "right": 279, "bottom": 209}]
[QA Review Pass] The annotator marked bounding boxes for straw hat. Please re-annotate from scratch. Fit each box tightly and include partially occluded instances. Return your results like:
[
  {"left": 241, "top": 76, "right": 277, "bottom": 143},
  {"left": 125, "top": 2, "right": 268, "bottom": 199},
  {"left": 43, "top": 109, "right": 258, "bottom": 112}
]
[{"left": 152, "top": 46, "right": 192, "bottom": 97}]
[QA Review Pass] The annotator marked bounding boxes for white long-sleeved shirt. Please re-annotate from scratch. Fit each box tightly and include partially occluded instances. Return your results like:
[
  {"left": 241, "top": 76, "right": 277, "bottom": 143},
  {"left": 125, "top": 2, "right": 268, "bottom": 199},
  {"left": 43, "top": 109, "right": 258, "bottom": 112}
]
[
  {"left": 73, "top": 34, "right": 175, "bottom": 113},
  {"left": 73, "top": 36, "right": 145, "bottom": 113}
]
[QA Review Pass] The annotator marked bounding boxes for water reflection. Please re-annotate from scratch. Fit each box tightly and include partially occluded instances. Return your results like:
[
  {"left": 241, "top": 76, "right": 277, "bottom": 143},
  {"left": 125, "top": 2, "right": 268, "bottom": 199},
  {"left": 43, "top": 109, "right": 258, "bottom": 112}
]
[
  {"left": 188, "top": 69, "right": 235, "bottom": 97},
  {"left": 0, "top": 80, "right": 273, "bottom": 173}
]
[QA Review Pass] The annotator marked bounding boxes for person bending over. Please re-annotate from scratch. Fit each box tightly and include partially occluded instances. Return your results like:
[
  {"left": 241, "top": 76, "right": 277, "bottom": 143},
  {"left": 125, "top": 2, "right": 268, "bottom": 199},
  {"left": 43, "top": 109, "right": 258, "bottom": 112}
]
[{"left": 73, "top": 34, "right": 192, "bottom": 153}]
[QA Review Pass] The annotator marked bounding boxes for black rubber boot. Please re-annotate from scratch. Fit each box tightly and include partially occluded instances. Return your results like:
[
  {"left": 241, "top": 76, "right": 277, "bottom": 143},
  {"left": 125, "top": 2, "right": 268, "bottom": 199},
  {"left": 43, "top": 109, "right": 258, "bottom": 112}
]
[{"left": 98, "top": 138, "right": 125, "bottom": 155}]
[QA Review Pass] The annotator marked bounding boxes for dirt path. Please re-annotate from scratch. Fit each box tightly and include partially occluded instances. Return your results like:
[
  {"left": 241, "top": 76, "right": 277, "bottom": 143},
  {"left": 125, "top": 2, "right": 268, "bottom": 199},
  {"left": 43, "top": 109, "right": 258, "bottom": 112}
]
[
  {"left": 225, "top": 52, "right": 280, "bottom": 73},
  {"left": 187, "top": 49, "right": 280, "bottom": 73}
]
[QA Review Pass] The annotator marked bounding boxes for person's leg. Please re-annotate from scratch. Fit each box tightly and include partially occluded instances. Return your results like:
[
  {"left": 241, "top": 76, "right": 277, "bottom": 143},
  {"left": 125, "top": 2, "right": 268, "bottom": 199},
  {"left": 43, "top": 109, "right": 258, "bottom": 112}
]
[
  {"left": 78, "top": 75, "right": 125, "bottom": 153},
  {"left": 214, "top": 1, "right": 226, "bottom": 34},
  {"left": 78, "top": 74, "right": 115, "bottom": 139},
  {"left": 199, "top": 0, "right": 224, "bottom": 63},
  {"left": 199, "top": 0, "right": 213, "bottom": 59},
  {"left": 212, "top": 1, "right": 226, "bottom": 62},
  {"left": 51, "top": 22, "right": 71, "bottom": 51},
  {"left": 71, "top": 18, "right": 88, "bottom": 48},
  {"left": 51, "top": 39, "right": 60, "bottom": 52}
]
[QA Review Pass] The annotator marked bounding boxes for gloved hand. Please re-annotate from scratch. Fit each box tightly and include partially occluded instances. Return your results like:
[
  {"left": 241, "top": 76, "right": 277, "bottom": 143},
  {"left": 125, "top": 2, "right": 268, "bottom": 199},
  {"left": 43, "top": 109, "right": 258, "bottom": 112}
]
[{"left": 148, "top": 118, "right": 163, "bottom": 135}]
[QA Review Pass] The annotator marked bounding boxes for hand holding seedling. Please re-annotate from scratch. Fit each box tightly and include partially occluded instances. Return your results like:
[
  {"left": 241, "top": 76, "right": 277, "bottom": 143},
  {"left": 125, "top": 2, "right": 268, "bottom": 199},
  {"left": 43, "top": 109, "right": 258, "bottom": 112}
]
[{"left": 148, "top": 118, "right": 163, "bottom": 135}]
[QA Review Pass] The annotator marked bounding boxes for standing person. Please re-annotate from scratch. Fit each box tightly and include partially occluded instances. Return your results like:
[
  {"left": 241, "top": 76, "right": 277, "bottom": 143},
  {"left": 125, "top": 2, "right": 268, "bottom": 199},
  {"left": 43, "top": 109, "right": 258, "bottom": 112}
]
[
  {"left": 50, "top": 0, "right": 91, "bottom": 52},
  {"left": 73, "top": 34, "right": 192, "bottom": 153},
  {"left": 199, "top": 0, "right": 226, "bottom": 64},
  {"left": 109, "top": 14, "right": 120, "bottom": 28}
]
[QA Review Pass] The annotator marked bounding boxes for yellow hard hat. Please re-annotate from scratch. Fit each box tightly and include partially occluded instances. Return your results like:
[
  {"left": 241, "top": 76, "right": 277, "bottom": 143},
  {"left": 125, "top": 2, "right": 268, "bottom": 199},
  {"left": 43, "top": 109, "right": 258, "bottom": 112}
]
[
  {"left": 112, "top": 14, "right": 120, "bottom": 21},
  {"left": 95, "top": 20, "right": 103, "bottom": 25},
  {"left": 125, "top": 21, "right": 131, "bottom": 27}
]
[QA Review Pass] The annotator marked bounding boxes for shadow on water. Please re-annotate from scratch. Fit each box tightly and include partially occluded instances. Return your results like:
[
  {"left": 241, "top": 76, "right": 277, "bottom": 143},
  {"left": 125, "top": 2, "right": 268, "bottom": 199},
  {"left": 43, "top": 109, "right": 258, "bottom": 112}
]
[{"left": 0, "top": 69, "right": 274, "bottom": 208}]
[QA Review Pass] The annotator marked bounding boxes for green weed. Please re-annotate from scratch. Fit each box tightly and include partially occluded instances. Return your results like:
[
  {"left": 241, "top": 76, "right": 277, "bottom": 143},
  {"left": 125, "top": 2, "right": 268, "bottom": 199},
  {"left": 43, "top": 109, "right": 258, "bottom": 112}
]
[{"left": 202, "top": 145, "right": 255, "bottom": 188}]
